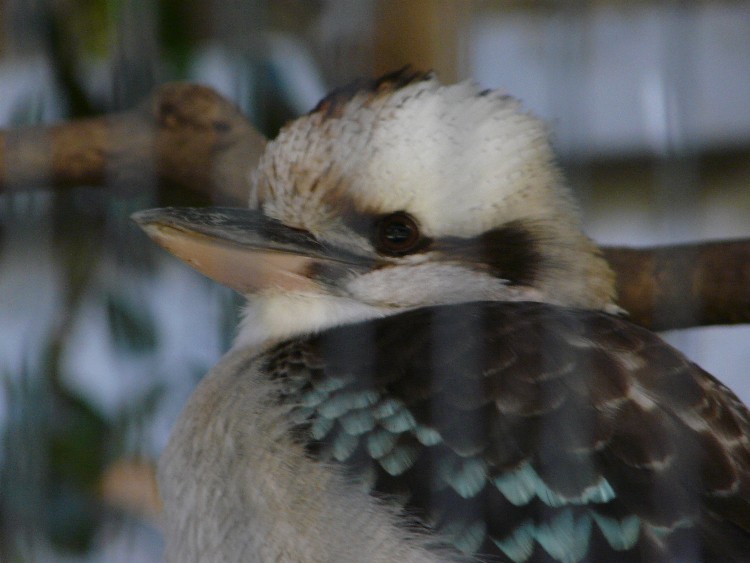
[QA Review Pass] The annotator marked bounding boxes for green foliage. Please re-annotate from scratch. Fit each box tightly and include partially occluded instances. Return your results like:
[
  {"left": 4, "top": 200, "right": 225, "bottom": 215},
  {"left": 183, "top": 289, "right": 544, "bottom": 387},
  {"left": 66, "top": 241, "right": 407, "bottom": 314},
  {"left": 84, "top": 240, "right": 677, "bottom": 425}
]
[
  {"left": 106, "top": 293, "right": 158, "bottom": 354},
  {"left": 0, "top": 360, "right": 107, "bottom": 555},
  {"left": 0, "top": 0, "right": 291, "bottom": 558},
  {"left": 159, "top": 0, "right": 199, "bottom": 76}
]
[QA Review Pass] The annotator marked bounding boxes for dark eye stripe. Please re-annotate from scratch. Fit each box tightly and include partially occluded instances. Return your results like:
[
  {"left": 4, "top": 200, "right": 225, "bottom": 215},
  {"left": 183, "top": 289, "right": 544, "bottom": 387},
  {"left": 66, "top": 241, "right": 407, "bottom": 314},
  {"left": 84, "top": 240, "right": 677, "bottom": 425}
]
[{"left": 437, "top": 222, "right": 541, "bottom": 286}]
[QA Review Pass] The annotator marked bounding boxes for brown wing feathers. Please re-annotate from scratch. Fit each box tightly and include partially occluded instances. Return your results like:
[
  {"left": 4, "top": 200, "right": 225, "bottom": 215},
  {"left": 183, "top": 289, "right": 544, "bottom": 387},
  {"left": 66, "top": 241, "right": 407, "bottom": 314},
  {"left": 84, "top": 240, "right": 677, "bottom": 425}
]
[{"left": 265, "top": 301, "right": 750, "bottom": 561}]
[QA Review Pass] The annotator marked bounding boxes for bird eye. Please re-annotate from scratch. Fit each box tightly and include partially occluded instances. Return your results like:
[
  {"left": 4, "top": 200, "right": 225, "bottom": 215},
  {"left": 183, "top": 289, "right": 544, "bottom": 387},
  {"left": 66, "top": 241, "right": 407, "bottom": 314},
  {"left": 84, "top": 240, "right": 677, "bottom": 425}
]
[{"left": 375, "top": 212, "right": 421, "bottom": 256}]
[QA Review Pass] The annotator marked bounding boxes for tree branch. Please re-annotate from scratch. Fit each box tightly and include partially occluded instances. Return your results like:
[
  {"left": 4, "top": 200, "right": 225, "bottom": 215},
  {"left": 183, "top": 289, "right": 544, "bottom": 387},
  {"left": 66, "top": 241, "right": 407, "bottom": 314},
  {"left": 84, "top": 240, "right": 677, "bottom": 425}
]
[
  {"left": 603, "top": 241, "right": 750, "bottom": 331},
  {"left": 0, "top": 83, "right": 265, "bottom": 204},
  {"left": 1, "top": 83, "right": 748, "bottom": 331}
]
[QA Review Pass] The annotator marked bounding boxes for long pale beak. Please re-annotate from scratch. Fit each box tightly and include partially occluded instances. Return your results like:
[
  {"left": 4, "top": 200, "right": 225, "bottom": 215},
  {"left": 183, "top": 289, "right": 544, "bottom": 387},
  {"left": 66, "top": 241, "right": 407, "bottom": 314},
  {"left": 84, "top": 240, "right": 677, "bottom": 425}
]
[{"left": 132, "top": 207, "right": 370, "bottom": 294}]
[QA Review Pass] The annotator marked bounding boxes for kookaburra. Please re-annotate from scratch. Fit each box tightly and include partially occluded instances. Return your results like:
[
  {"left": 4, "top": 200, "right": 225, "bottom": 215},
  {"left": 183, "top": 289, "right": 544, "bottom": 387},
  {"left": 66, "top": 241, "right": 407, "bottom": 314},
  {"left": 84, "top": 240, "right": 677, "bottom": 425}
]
[{"left": 134, "top": 70, "right": 750, "bottom": 562}]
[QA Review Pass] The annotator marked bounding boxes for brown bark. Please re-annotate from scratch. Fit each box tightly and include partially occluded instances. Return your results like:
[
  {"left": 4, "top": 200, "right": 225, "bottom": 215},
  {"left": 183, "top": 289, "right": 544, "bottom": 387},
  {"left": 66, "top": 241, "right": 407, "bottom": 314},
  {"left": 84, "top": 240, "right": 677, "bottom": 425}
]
[
  {"left": 1, "top": 83, "right": 748, "bottom": 331},
  {"left": 604, "top": 241, "right": 750, "bottom": 331},
  {"left": 0, "top": 83, "right": 265, "bottom": 204}
]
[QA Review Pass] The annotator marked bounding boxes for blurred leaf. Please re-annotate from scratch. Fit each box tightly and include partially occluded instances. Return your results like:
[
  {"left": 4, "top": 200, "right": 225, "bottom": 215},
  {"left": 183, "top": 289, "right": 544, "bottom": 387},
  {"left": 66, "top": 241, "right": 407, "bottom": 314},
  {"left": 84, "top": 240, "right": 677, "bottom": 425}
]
[
  {"left": 50, "top": 388, "right": 108, "bottom": 488},
  {"left": 45, "top": 4, "right": 98, "bottom": 117},
  {"left": 106, "top": 293, "right": 158, "bottom": 353},
  {"left": 159, "top": 0, "right": 199, "bottom": 76},
  {"left": 46, "top": 484, "right": 99, "bottom": 551},
  {"left": 71, "top": 0, "right": 113, "bottom": 57},
  {"left": 8, "top": 93, "right": 48, "bottom": 126},
  {"left": 1, "top": 358, "right": 108, "bottom": 555}
]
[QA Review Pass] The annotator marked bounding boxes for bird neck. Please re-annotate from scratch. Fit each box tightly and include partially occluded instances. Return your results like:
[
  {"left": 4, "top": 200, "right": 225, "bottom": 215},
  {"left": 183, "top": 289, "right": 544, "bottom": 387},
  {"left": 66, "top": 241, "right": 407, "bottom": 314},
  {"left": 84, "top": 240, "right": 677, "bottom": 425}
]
[{"left": 233, "top": 292, "right": 392, "bottom": 349}]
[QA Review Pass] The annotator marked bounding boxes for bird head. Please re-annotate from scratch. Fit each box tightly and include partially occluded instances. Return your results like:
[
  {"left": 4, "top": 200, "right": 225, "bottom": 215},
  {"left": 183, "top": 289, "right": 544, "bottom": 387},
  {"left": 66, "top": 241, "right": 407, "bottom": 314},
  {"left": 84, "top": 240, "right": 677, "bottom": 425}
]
[{"left": 134, "top": 70, "right": 616, "bottom": 347}]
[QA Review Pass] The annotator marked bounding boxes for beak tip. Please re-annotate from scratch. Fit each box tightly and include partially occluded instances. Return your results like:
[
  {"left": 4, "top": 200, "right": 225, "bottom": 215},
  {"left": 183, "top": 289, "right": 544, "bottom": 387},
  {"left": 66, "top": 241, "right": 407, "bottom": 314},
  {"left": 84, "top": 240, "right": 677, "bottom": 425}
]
[
  {"left": 130, "top": 210, "right": 146, "bottom": 225},
  {"left": 130, "top": 209, "right": 172, "bottom": 244},
  {"left": 130, "top": 208, "right": 163, "bottom": 227}
]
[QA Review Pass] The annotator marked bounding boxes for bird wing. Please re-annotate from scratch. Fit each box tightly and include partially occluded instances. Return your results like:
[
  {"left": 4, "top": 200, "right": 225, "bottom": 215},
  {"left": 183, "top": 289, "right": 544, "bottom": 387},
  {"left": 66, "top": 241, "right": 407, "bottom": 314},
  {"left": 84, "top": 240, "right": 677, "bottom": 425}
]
[{"left": 264, "top": 301, "right": 750, "bottom": 562}]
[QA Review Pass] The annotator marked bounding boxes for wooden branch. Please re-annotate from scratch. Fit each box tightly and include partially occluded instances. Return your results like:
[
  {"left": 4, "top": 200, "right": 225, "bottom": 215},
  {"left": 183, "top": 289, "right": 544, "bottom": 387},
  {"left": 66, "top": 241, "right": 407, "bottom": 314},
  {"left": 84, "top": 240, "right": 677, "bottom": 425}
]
[
  {"left": 1, "top": 83, "right": 748, "bottom": 331},
  {"left": 0, "top": 83, "right": 265, "bottom": 204},
  {"left": 604, "top": 241, "right": 750, "bottom": 331}
]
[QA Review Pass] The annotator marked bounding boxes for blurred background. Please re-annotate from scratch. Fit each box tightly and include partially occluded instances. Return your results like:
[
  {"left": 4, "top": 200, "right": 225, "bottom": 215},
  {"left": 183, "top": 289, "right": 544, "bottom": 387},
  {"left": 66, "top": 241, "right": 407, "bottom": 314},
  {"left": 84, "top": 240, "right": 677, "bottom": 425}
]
[{"left": 0, "top": 1, "right": 748, "bottom": 560}]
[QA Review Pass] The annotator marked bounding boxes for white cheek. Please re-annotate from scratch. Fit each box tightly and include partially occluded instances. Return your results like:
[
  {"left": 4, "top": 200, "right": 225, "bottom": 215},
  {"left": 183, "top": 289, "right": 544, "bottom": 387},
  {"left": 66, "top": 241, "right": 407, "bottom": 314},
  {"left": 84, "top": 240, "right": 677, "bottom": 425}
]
[{"left": 345, "top": 263, "right": 539, "bottom": 308}]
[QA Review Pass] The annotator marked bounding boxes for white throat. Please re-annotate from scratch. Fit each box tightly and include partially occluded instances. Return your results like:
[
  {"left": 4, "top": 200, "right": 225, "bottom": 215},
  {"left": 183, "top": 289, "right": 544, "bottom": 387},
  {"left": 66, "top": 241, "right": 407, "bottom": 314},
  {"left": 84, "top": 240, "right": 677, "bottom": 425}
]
[{"left": 233, "top": 292, "right": 392, "bottom": 350}]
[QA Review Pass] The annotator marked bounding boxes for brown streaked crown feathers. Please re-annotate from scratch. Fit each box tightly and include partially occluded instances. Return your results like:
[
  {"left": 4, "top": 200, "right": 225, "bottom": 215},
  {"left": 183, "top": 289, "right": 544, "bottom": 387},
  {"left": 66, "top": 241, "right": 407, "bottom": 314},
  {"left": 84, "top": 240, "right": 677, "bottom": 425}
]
[{"left": 245, "top": 67, "right": 616, "bottom": 325}]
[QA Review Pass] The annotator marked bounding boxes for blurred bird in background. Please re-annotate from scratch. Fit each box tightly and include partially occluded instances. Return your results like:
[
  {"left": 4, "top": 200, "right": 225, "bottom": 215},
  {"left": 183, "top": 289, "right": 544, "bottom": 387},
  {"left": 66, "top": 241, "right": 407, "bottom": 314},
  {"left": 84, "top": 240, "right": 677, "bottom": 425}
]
[{"left": 135, "top": 69, "right": 750, "bottom": 562}]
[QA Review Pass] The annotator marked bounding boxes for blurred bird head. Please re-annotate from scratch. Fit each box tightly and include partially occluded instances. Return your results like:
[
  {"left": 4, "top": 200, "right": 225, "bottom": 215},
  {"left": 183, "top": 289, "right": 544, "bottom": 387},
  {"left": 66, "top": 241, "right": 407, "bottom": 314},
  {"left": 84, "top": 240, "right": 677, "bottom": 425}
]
[{"left": 134, "top": 70, "right": 616, "bottom": 346}]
